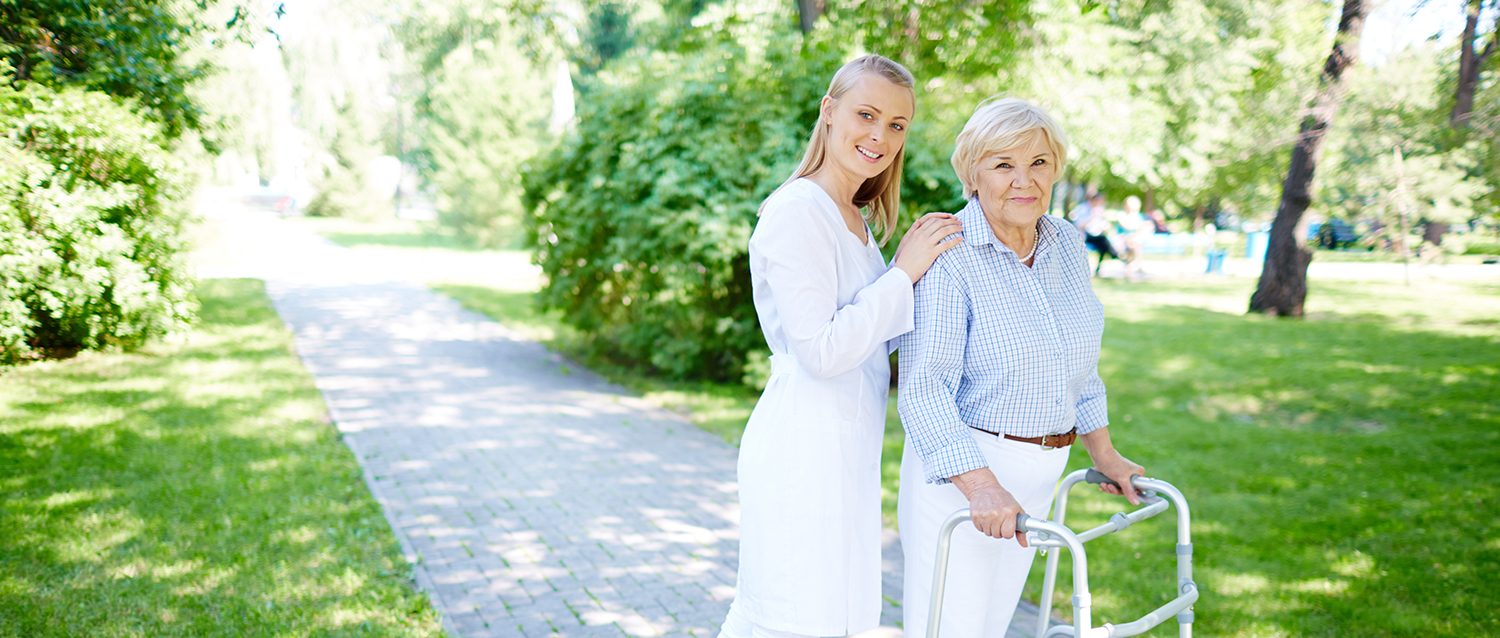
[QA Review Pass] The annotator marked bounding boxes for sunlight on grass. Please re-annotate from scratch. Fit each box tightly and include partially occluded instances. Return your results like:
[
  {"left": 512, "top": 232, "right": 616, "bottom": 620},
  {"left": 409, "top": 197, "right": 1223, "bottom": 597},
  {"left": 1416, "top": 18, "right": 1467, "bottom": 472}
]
[{"left": 0, "top": 279, "right": 446, "bottom": 638}]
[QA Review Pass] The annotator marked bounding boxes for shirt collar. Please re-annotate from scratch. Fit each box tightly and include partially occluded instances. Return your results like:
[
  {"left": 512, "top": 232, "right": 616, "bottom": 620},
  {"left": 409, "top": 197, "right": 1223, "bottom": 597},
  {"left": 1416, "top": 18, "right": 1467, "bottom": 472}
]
[{"left": 957, "top": 197, "right": 1065, "bottom": 259}]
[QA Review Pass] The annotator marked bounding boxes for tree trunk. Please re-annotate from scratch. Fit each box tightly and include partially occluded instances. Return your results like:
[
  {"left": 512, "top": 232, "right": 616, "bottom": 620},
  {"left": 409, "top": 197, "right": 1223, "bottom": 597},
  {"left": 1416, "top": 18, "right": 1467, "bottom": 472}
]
[
  {"left": 797, "top": 0, "right": 821, "bottom": 34},
  {"left": 1249, "top": 0, "right": 1369, "bottom": 317},
  {"left": 1452, "top": 0, "right": 1497, "bottom": 128}
]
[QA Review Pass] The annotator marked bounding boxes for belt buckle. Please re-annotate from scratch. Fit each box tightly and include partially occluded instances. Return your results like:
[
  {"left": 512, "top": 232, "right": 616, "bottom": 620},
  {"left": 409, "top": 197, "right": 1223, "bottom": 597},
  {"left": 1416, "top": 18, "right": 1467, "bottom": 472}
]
[{"left": 1040, "top": 433, "right": 1059, "bottom": 450}]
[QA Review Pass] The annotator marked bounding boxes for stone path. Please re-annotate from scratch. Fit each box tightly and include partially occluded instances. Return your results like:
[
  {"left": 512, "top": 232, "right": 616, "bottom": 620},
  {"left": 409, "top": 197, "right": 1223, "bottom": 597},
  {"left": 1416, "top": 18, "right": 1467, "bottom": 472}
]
[{"left": 198, "top": 208, "right": 1056, "bottom": 638}]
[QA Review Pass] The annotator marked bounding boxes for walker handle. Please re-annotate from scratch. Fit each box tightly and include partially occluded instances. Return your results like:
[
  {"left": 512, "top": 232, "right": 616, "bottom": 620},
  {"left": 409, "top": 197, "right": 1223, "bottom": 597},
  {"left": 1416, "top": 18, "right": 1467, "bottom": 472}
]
[
  {"left": 1015, "top": 513, "right": 1032, "bottom": 533},
  {"left": 1085, "top": 468, "right": 1141, "bottom": 492}
]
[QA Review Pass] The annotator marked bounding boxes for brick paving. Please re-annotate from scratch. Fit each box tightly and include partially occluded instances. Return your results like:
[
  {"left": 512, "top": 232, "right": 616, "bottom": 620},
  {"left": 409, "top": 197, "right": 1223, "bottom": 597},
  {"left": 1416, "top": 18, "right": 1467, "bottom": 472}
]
[{"left": 207, "top": 210, "right": 1056, "bottom": 638}]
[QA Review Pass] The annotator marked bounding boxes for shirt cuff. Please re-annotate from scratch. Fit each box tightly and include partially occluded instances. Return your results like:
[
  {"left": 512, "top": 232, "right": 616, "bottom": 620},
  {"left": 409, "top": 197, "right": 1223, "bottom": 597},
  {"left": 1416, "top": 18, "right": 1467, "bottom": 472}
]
[
  {"left": 1076, "top": 394, "right": 1109, "bottom": 434},
  {"left": 922, "top": 431, "right": 990, "bottom": 485}
]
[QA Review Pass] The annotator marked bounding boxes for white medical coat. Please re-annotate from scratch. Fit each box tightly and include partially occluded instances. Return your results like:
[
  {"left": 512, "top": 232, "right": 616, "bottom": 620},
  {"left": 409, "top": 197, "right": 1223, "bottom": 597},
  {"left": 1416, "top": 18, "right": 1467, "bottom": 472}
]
[{"left": 734, "top": 178, "right": 915, "bottom": 636}]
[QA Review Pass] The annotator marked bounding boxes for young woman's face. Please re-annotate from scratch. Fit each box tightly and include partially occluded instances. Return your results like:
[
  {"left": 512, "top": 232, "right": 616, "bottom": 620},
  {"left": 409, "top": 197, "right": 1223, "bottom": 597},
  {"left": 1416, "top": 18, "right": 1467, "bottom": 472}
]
[{"left": 820, "top": 76, "right": 914, "bottom": 183}]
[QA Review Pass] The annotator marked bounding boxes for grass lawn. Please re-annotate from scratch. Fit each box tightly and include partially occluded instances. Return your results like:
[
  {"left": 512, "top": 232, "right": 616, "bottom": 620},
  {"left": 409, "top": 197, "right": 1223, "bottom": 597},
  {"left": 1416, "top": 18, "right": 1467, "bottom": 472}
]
[
  {"left": 0, "top": 279, "right": 446, "bottom": 637},
  {"left": 310, "top": 219, "right": 1499, "bottom": 636},
  {"left": 1028, "top": 277, "right": 1499, "bottom": 637}
]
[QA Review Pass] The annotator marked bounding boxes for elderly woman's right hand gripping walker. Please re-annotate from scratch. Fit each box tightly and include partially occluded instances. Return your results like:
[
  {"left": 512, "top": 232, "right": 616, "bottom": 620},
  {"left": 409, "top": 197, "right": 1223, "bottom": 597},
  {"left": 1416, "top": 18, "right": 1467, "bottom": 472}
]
[{"left": 927, "top": 470, "right": 1199, "bottom": 638}]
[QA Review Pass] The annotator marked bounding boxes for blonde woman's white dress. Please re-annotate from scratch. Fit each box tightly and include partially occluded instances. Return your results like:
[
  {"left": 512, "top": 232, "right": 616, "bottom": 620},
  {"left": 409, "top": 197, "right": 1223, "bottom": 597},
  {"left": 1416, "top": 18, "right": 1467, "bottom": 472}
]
[{"left": 726, "top": 178, "right": 915, "bottom": 636}]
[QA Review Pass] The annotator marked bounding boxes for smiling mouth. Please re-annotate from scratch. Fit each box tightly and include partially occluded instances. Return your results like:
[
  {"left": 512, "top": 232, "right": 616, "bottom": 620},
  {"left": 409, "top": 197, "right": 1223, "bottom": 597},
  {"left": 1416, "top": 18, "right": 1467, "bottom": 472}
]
[{"left": 857, "top": 146, "right": 883, "bottom": 161}]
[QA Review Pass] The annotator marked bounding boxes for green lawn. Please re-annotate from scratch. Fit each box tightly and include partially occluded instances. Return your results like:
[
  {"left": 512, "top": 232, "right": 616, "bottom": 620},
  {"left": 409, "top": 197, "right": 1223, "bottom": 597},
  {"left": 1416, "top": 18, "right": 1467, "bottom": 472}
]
[
  {"left": 0, "top": 279, "right": 446, "bottom": 638},
  {"left": 1027, "top": 277, "right": 1500, "bottom": 637}
]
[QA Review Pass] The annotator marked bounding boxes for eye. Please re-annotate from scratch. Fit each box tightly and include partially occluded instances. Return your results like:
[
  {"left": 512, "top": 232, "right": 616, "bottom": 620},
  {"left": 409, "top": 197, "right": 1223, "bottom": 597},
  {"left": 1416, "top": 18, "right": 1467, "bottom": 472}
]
[
  {"left": 996, "top": 162, "right": 1012, "bottom": 169},
  {"left": 859, "top": 111, "right": 874, "bottom": 120},
  {"left": 1033, "top": 158, "right": 1048, "bottom": 166},
  {"left": 890, "top": 122, "right": 905, "bottom": 132}
]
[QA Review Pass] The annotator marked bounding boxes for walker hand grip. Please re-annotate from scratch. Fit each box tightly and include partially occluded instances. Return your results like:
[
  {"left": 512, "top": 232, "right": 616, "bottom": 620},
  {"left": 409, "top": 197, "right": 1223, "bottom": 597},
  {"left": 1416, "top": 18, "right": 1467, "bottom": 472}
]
[
  {"left": 1015, "top": 513, "right": 1031, "bottom": 533},
  {"left": 1085, "top": 469, "right": 1141, "bottom": 491}
]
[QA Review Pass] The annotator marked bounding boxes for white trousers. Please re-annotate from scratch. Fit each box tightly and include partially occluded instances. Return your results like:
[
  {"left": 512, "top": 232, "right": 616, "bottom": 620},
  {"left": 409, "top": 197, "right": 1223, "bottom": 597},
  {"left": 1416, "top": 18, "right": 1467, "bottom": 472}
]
[
  {"left": 898, "top": 430, "right": 1070, "bottom": 638},
  {"left": 719, "top": 599, "right": 819, "bottom": 638}
]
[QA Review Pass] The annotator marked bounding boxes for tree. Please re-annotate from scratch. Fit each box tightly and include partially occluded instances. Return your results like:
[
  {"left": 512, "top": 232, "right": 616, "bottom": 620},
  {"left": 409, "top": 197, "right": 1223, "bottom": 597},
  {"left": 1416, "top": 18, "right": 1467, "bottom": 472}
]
[
  {"left": 420, "top": 30, "right": 549, "bottom": 245},
  {"left": 1249, "top": 0, "right": 1370, "bottom": 317},
  {"left": 798, "top": 0, "right": 822, "bottom": 34},
  {"left": 0, "top": 0, "right": 262, "bottom": 139},
  {"left": 281, "top": 0, "right": 401, "bottom": 218},
  {"left": 1452, "top": 0, "right": 1498, "bottom": 128}
]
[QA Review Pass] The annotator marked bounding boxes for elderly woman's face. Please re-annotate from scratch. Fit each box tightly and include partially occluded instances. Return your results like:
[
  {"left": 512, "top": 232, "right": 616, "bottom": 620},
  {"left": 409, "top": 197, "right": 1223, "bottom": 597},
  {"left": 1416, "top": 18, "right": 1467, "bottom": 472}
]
[
  {"left": 821, "top": 76, "right": 914, "bottom": 182},
  {"left": 975, "top": 132, "right": 1057, "bottom": 230}
]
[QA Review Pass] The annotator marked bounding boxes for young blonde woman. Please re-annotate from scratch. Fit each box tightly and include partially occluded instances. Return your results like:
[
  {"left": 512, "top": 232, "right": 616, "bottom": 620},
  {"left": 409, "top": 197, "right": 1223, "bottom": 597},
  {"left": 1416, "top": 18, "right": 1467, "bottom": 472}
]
[{"left": 719, "top": 54, "right": 963, "bottom": 638}]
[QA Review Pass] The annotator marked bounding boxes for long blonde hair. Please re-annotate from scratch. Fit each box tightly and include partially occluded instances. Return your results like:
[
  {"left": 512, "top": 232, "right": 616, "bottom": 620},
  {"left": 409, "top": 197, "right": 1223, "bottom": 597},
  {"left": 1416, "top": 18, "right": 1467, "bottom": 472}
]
[{"left": 762, "top": 54, "right": 916, "bottom": 246}]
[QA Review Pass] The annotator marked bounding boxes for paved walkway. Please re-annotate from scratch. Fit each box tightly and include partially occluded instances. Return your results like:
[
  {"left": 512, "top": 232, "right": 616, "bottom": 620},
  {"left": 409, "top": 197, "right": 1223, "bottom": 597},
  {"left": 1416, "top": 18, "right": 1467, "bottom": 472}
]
[{"left": 197, "top": 209, "right": 1054, "bottom": 638}]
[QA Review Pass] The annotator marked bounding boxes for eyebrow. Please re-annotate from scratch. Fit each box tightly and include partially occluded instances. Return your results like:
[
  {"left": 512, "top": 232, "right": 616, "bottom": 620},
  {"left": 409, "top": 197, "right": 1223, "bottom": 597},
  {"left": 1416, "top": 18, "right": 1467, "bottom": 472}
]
[
  {"left": 858, "top": 103, "right": 910, "bottom": 122},
  {"left": 990, "top": 151, "right": 1052, "bottom": 160}
]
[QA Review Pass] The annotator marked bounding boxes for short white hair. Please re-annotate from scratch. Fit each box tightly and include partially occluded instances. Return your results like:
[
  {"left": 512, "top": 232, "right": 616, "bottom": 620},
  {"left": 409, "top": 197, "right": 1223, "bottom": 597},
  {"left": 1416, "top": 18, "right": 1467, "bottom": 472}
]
[{"left": 950, "top": 97, "right": 1069, "bottom": 199}]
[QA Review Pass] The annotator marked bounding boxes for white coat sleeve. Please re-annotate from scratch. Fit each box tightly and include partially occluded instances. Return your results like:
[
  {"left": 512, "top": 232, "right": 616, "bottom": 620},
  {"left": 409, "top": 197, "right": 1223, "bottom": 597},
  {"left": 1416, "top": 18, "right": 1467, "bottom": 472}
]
[{"left": 751, "top": 199, "right": 915, "bottom": 380}]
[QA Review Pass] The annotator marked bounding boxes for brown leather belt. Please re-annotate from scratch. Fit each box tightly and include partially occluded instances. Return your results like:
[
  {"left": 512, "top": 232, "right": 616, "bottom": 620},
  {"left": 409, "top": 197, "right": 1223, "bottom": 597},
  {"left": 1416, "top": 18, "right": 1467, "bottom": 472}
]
[{"left": 970, "top": 426, "right": 1078, "bottom": 449}]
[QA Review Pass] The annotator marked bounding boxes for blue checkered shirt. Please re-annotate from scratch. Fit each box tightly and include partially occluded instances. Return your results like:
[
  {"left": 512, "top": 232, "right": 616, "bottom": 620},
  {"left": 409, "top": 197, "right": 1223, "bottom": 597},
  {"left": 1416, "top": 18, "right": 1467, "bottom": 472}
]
[{"left": 898, "top": 197, "right": 1109, "bottom": 485}]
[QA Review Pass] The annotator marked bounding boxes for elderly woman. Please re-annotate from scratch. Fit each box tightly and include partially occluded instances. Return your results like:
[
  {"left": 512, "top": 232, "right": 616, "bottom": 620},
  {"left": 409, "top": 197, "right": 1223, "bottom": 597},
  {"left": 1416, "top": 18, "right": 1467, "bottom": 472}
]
[{"left": 896, "top": 97, "right": 1145, "bottom": 637}]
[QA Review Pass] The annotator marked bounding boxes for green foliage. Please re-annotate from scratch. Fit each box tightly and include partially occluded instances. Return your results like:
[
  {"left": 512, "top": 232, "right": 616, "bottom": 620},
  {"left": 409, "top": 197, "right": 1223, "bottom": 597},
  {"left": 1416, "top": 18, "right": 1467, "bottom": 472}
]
[
  {"left": 0, "top": 82, "right": 195, "bottom": 363},
  {"left": 825, "top": 0, "right": 1032, "bottom": 82},
  {"left": 0, "top": 0, "right": 258, "bottom": 139},
  {"left": 522, "top": 20, "right": 847, "bottom": 380},
  {"left": 1319, "top": 44, "right": 1492, "bottom": 247},
  {"left": 422, "top": 32, "right": 550, "bottom": 246},
  {"left": 302, "top": 103, "right": 390, "bottom": 219},
  {"left": 1463, "top": 241, "right": 1500, "bottom": 254},
  {"left": 282, "top": 0, "right": 400, "bottom": 219},
  {"left": 387, "top": 0, "right": 557, "bottom": 244}
]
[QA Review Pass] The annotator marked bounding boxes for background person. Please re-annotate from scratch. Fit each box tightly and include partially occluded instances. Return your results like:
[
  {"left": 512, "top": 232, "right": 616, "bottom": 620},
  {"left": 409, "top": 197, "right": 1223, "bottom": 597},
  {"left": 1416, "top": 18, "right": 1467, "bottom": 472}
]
[
  {"left": 1115, "top": 195, "right": 1148, "bottom": 279},
  {"left": 897, "top": 97, "right": 1145, "bottom": 638},
  {"left": 1072, "top": 193, "right": 1120, "bottom": 275},
  {"left": 719, "top": 54, "right": 963, "bottom": 638}
]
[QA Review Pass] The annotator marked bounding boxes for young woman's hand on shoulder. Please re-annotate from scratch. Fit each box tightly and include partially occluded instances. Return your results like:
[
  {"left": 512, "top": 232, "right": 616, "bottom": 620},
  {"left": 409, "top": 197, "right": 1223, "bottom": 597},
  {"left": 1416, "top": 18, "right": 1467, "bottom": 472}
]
[{"left": 892, "top": 212, "right": 963, "bottom": 283}]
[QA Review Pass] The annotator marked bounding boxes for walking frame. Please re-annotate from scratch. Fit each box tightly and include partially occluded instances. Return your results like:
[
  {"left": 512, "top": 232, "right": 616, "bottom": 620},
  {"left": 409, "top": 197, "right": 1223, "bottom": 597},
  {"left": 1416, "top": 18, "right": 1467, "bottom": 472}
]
[{"left": 926, "top": 469, "right": 1198, "bottom": 638}]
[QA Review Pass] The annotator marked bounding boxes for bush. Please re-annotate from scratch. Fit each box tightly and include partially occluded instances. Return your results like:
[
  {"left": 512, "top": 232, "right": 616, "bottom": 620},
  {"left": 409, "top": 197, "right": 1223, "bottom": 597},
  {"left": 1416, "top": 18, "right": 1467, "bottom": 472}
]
[
  {"left": 522, "top": 23, "right": 965, "bottom": 382},
  {"left": 521, "top": 33, "right": 825, "bottom": 380},
  {"left": 0, "top": 83, "right": 195, "bottom": 363}
]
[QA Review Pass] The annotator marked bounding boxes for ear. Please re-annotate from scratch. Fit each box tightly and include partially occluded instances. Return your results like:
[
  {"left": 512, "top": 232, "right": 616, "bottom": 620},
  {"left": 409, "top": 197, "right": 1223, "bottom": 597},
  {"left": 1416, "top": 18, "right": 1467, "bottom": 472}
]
[{"left": 819, "top": 95, "right": 834, "bottom": 124}]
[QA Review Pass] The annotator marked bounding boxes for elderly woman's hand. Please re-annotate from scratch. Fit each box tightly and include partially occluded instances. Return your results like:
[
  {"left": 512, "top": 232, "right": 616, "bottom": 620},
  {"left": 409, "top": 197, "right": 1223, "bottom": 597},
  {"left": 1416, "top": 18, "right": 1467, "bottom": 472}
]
[
  {"left": 951, "top": 467, "right": 1029, "bottom": 546},
  {"left": 892, "top": 212, "right": 963, "bottom": 284},
  {"left": 1080, "top": 427, "right": 1146, "bottom": 505}
]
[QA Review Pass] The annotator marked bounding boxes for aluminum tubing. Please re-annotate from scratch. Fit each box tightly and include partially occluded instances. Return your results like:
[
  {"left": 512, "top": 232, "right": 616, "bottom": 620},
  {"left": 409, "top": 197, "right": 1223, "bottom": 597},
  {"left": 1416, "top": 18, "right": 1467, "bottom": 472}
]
[
  {"left": 1132, "top": 478, "right": 1194, "bottom": 595},
  {"left": 1034, "top": 469, "right": 1095, "bottom": 638},
  {"left": 1018, "top": 518, "right": 1092, "bottom": 637},
  {"left": 1035, "top": 542, "right": 1063, "bottom": 638},
  {"left": 926, "top": 509, "right": 974, "bottom": 638},
  {"left": 1073, "top": 497, "right": 1171, "bottom": 544},
  {"left": 1097, "top": 585, "right": 1199, "bottom": 638}
]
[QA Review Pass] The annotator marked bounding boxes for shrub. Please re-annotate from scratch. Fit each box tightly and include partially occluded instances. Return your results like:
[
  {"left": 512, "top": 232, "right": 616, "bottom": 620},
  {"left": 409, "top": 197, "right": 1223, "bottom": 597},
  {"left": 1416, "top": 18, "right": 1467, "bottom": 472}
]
[
  {"left": 522, "top": 23, "right": 966, "bottom": 382},
  {"left": 0, "top": 83, "right": 195, "bottom": 363}
]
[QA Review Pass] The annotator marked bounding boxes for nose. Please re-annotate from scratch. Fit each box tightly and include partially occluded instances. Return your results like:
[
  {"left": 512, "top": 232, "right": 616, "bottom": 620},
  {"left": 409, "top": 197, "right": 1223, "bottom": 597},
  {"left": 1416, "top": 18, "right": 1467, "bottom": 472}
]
[{"left": 1012, "top": 167, "right": 1033, "bottom": 188}]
